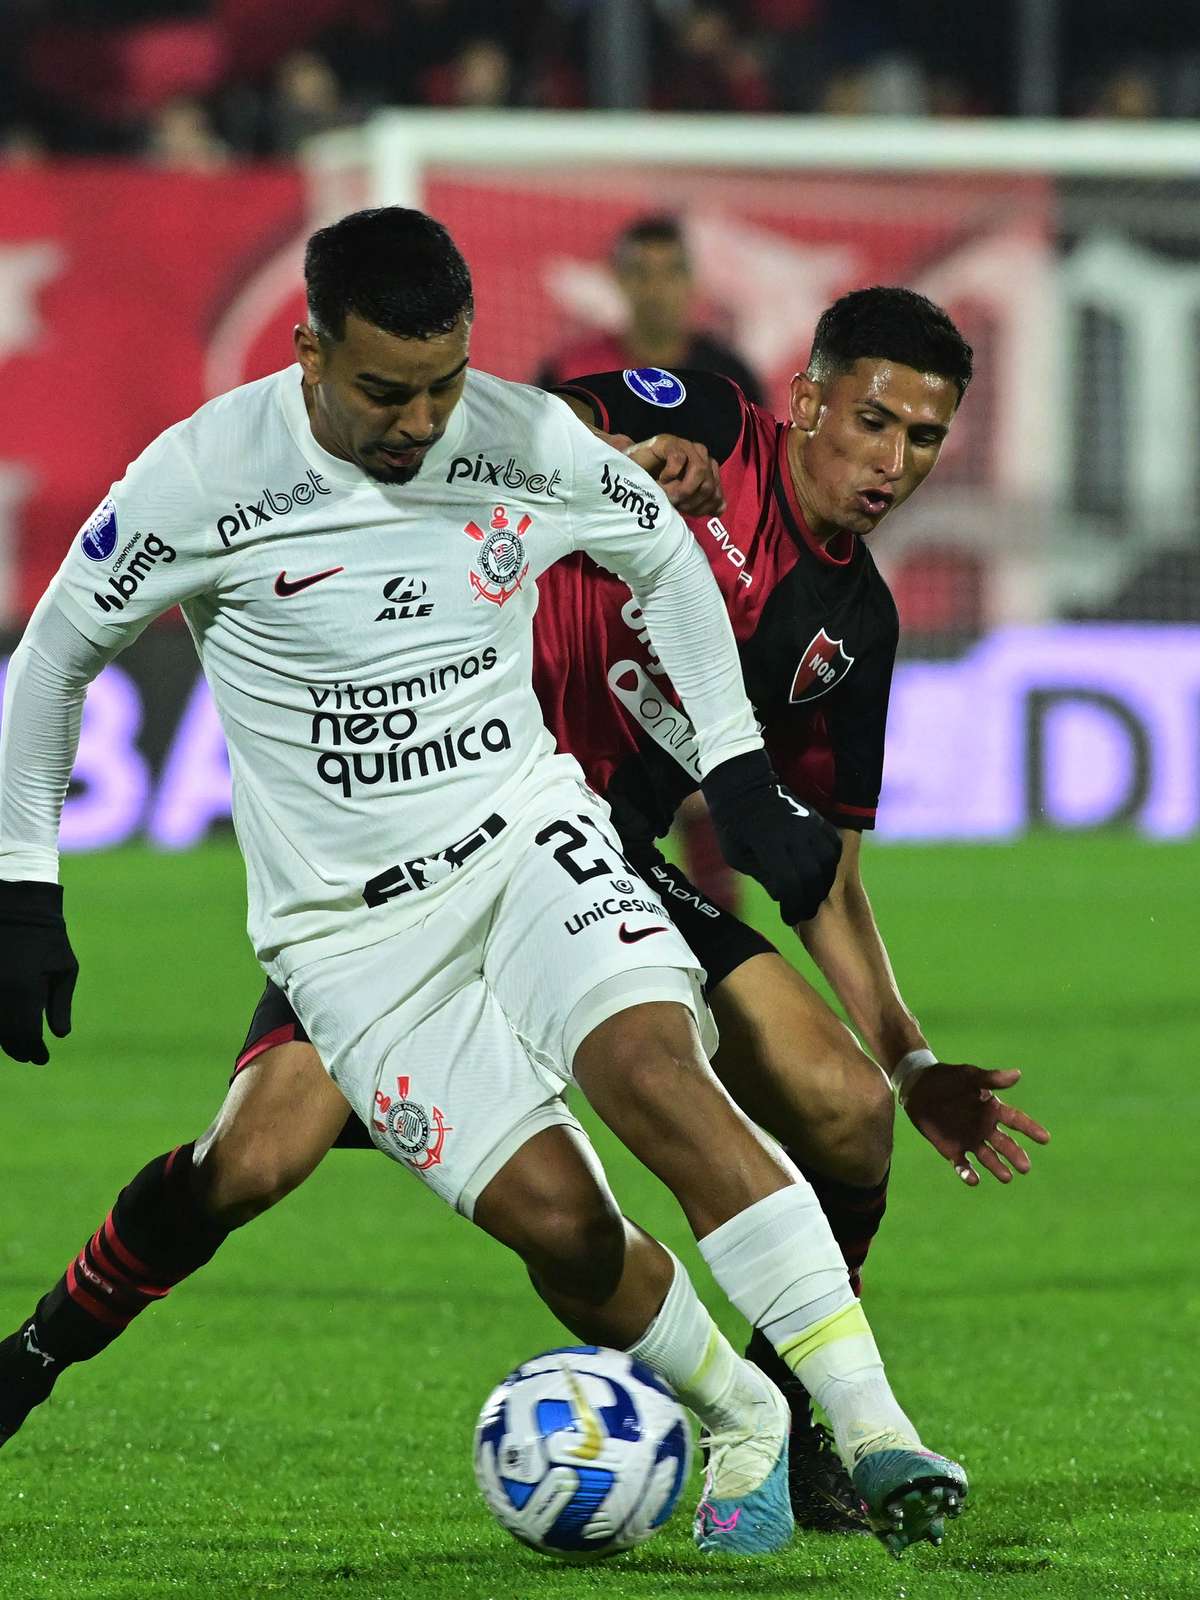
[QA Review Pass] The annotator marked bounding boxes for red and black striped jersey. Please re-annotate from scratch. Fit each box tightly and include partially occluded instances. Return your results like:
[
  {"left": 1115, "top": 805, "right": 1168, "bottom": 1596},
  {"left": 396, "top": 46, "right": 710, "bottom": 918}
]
[{"left": 534, "top": 368, "right": 899, "bottom": 845}]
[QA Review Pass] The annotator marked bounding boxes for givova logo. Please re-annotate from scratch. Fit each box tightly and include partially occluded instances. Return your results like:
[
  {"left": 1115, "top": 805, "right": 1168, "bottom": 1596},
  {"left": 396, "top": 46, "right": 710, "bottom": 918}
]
[
  {"left": 215, "top": 469, "right": 330, "bottom": 548},
  {"left": 647, "top": 862, "right": 720, "bottom": 920},
  {"left": 92, "top": 533, "right": 177, "bottom": 613}
]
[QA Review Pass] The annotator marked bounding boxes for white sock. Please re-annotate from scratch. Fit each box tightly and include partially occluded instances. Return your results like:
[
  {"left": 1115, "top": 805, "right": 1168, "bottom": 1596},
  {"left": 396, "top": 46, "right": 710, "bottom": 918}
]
[
  {"left": 785, "top": 1307, "right": 920, "bottom": 1466},
  {"left": 698, "top": 1184, "right": 919, "bottom": 1465},
  {"left": 626, "top": 1250, "right": 776, "bottom": 1436},
  {"left": 698, "top": 1182, "right": 855, "bottom": 1338}
]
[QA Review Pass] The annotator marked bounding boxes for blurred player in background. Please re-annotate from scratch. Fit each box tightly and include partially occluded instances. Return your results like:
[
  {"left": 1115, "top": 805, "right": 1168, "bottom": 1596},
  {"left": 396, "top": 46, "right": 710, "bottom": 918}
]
[
  {"left": 538, "top": 213, "right": 764, "bottom": 908},
  {"left": 536, "top": 214, "right": 764, "bottom": 402}
]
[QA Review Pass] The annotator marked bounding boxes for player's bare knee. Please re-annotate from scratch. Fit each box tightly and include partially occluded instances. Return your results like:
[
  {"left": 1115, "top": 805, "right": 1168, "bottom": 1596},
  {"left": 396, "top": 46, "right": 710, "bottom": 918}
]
[
  {"left": 814, "top": 1062, "right": 894, "bottom": 1186},
  {"left": 861, "top": 1068, "right": 895, "bottom": 1167},
  {"left": 590, "top": 1009, "right": 704, "bottom": 1115},
  {"left": 195, "top": 1130, "right": 305, "bottom": 1227},
  {"left": 525, "top": 1196, "right": 626, "bottom": 1305}
]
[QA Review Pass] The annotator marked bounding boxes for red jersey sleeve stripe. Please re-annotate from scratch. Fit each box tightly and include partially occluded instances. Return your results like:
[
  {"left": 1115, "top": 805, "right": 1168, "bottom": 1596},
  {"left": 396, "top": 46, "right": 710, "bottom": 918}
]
[
  {"left": 554, "top": 383, "right": 611, "bottom": 433},
  {"left": 834, "top": 802, "right": 878, "bottom": 818}
]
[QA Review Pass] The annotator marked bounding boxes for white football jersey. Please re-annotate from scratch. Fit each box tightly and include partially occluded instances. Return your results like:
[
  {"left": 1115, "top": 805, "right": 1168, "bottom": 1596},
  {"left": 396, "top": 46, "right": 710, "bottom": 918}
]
[{"left": 47, "top": 366, "right": 756, "bottom": 973}]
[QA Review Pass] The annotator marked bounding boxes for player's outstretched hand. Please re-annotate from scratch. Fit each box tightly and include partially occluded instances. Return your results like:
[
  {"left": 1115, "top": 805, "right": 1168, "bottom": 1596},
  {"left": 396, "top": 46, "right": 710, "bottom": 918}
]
[
  {"left": 0, "top": 881, "right": 79, "bottom": 1065},
  {"left": 903, "top": 1062, "right": 1051, "bottom": 1186},
  {"left": 703, "top": 749, "right": 842, "bottom": 923},
  {"left": 625, "top": 434, "right": 726, "bottom": 517}
]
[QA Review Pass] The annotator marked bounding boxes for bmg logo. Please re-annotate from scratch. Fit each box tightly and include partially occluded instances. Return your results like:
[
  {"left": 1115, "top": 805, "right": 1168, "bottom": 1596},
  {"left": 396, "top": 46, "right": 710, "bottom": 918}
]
[{"left": 92, "top": 532, "right": 176, "bottom": 613}]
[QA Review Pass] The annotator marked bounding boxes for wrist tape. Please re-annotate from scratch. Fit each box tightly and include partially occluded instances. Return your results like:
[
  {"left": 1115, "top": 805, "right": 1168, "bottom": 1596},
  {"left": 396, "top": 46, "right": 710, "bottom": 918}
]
[{"left": 890, "top": 1047, "right": 937, "bottom": 1103}]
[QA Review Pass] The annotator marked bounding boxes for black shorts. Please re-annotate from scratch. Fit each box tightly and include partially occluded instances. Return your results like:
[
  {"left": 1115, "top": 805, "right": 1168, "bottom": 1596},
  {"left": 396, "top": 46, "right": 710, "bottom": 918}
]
[
  {"left": 233, "top": 844, "right": 775, "bottom": 1151},
  {"left": 623, "top": 840, "right": 776, "bottom": 992}
]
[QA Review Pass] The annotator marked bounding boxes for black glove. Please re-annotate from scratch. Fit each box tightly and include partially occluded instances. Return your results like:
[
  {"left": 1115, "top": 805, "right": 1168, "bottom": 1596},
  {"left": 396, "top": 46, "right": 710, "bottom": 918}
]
[
  {"left": 702, "top": 749, "right": 843, "bottom": 924},
  {"left": 0, "top": 881, "right": 79, "bottom": 1064}
]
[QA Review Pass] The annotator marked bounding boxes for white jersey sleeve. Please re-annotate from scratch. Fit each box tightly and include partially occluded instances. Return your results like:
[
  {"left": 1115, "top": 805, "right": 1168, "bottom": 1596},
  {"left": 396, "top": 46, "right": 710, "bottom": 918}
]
[
  {"left": 0, "top": 425, "right": 220, "bottom": 883},
  {"left": 0, "top": 598, "right": 116, "bottom": 882},
  {"left": 47, "top": 423, "right": 218, "bottom": 650},
  {"left": 558, "top": 406, "right": 762, "bottom": 776}
]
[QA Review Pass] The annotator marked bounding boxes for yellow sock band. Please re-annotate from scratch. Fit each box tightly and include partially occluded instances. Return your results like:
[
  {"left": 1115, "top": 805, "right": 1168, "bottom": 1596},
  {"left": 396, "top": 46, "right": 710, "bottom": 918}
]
[
  {"left": 684, "top": 1325, "right": 725, "bottom": 1394},
  {"left": 776, "top": 1300, "right": 870, "bottom": 1374}
]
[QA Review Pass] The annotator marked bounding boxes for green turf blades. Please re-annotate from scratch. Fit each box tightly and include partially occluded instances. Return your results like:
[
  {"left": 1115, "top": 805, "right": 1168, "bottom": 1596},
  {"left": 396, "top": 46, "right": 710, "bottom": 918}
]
[
  {"left": 1, "top": 836, "right": 1196, "bottom": 1598},
  {"left": 850, "top": 1446, "right": 967, "bottom": 1557}
]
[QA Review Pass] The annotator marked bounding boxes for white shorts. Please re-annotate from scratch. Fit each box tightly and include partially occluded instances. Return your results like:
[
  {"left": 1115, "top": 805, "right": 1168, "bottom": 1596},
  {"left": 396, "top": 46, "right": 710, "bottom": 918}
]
[{"left": 285, "top": 781, "right": 715, "bottom": 1216}]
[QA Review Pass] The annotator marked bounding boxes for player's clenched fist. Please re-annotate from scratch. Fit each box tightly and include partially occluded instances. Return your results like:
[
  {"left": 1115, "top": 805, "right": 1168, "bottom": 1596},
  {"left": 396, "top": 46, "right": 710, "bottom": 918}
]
[
  {"left": 0, "top": 881, "right": 78, "bottom": 1064},
  {"left": 625, "top": 434, "right": 725, "bottom": 517},
  {"left": 702, "top": 749, "right": 842, "bottom": 923},
  {"left": 586, "top": 428, "right": 724, "bottom": 518}
]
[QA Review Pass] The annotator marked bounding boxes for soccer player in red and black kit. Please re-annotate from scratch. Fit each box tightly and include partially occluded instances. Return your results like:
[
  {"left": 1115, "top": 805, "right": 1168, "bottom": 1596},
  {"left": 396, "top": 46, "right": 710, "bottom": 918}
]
[
  {"left": 0, "top": 288, "right": 1048, "bottom": 1534},
  {"left": 540, "top": 290, "right": 1050, "bottom": 1520}
]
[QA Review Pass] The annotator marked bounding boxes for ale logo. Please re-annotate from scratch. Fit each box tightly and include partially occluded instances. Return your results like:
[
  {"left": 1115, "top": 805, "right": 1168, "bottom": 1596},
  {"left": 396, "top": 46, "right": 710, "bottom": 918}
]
[{"left": 375, "top": 575, "right": 434, "bottom": 622}]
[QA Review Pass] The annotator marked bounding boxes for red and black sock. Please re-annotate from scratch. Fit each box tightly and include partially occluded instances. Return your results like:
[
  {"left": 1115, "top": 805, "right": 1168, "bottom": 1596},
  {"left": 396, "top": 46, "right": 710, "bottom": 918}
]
[
  {"left": 0, "top": 1143, "right": 230, "bottom": 1437},
  {"left": 797, "top": 1163, "right": 890, "bottom": 1299}
]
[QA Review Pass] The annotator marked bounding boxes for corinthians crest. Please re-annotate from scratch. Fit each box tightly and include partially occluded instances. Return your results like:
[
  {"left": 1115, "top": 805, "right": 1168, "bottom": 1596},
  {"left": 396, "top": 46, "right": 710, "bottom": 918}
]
[
  {"left": 372, "top": 1075, "right": 452, "bottom": 1171},
  {"left": 464, "top": 504, "right": 531, "bottom": 606}
]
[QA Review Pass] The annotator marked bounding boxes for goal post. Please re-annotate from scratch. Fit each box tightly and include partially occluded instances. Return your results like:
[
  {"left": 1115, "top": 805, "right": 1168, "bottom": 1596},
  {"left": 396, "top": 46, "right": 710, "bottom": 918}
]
[{"left": 310, "top": 110, "right": 1200, "bottom": 191}]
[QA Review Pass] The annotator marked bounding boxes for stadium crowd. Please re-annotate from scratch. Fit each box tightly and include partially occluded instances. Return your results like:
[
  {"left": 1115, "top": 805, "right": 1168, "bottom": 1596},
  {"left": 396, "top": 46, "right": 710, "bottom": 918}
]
[{"left": 2, "top": 0, "right": 1198, "bottom": 164}]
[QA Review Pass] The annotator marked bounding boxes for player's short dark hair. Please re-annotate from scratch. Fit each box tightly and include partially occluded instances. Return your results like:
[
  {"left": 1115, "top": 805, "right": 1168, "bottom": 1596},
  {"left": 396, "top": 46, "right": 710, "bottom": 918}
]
[
  {"left": 304, "top": 207, "right": 474, "bottom": 343},
  {"left": 613, "top": 214, "right": 689, "bottom": 266},
  {"left": 808, "top": 287, "right": 973, "bottom": 401}
]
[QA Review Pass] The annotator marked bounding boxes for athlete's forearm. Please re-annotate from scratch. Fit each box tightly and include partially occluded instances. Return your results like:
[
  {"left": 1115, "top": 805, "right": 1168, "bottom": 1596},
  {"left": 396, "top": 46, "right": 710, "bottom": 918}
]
[
  {"left": 564, "top": 408, "right": 760, "bottom": 776},
  {"left": 795, "top": 832, "right": 926, "bottom": 1073},
  {"left": 630, "top": 532, "right": 761, "bottom": 775},
  {"left": 0, "top": 598, "right": 116, "bottom": 883}
]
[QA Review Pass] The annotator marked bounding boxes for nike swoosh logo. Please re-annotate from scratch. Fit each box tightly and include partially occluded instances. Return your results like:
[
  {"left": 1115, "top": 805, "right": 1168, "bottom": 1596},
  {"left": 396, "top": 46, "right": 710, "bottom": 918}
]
[
  {"left": 618, "top": 923, "right": 668, "bottom": 944},
  {"left": 564, "top": 1370, "right": 603, "bottom": 1462},
  {"left": 274, "top": 566, "right": 344, "bottom": 597}
]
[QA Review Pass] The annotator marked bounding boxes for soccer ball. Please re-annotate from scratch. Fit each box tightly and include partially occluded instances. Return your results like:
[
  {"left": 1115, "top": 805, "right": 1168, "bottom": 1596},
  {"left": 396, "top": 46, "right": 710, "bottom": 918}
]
[{"left": 473, "top": 1344, "right": 692, "bottom": 1558}]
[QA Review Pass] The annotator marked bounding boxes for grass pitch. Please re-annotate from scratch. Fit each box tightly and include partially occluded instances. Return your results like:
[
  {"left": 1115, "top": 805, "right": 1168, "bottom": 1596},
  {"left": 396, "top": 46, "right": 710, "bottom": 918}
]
[{"left": 0, "top": 835, "right": 1196, "bottom": 1599}]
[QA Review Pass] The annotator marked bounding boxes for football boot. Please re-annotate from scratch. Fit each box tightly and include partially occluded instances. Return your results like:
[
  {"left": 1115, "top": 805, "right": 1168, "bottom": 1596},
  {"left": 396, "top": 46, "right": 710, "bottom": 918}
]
[
  {"left": 850, "top": 1440, "right": 967, "bottom": 1557},
  {"left": 694, "top": 1375, "right": 794, "bottom": 1555}
]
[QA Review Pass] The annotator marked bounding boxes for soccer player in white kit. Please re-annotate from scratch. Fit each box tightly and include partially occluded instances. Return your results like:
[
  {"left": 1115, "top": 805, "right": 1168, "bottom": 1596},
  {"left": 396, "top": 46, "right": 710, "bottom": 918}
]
[{"left": 0, "top": 210, "right": 966, "bottom": 1558}]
